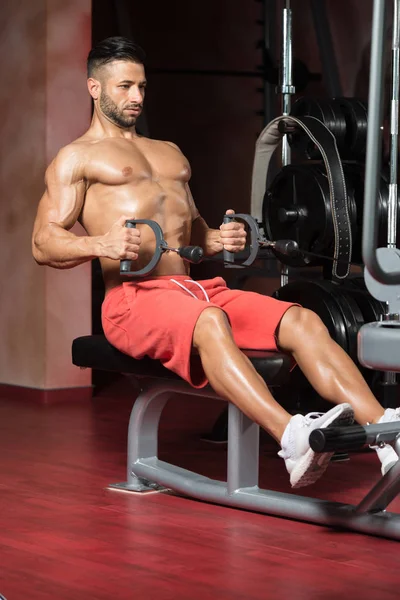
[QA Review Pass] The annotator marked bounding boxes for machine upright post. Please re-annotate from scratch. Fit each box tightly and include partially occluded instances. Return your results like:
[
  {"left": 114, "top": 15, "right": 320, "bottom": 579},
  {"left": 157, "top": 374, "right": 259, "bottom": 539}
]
[
  {"left": 279, "top": 0, "right": 295, "bottom": 287},
  {"left": 383, "top": 0, "right": 400, "bottom": 389},
  {"left": 388, "top": 0, "right": 400, "bottom": 249}
]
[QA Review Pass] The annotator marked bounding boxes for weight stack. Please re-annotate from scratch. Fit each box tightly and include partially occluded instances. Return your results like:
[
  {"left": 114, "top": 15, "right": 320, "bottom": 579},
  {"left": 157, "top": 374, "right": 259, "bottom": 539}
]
[
  {"left": 263, "top": 162, "right": 400, "bottom": 268},
  {"left": 262, "top": 97, "right": 398, "bottom": 408},
  {"left": 288, "top": 97, "right": 369, "bottom": 161},
  {"left": 262, "top": 97, "right": 397, "bottom": 270}
]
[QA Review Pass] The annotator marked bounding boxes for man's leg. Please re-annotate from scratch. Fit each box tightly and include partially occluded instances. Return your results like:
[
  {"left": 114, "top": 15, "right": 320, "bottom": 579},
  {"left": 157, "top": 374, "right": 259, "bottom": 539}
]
[
  {"left": 276, "top": 306, "right": 400, "bottom": 476},
  {"left": 276, "top": 306, "right": 385, "bottom": 425},
  {"left": 192, "top": 306, "right": 353, "bottom": 440},
  {"left": 192, "top": 305, "right": 386, "bottom": 487},
  {"left": 193, "top": 307, "right": 292, "bottom": 443},
  {"left": 193, "top": 306, "right": 364, "bottom": 432}
]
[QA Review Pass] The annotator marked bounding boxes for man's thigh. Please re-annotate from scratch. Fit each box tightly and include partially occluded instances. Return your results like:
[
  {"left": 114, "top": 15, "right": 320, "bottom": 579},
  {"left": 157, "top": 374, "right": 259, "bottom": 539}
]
[{"left": 209, "top": 286, "right": 298, "bottom": 351}]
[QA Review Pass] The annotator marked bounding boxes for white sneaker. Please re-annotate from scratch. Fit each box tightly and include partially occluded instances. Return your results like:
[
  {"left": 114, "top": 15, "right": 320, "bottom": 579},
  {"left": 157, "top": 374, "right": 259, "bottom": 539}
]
[
  {"left": 375, "top": 408, "right": 400, "bottom": 475},
  {"left": 278, "top": 403, "right": 355, "bottom": 488}
]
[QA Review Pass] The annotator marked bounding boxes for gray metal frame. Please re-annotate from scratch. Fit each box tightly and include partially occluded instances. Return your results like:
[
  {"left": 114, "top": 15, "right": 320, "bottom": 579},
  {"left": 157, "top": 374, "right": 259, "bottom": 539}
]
[
  {"left": 359, "top": 0, "right": 400, "bottom": 374},
  {"left": 109, "top": 377, "right": 400, "bottom": 541},
  {"left": 363, "top": 0, "right": 400, "bottom": 283}
]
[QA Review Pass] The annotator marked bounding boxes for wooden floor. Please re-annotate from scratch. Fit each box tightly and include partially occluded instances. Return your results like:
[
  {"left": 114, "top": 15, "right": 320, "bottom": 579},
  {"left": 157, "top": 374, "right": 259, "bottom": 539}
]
[{"left": 1, "top": 379, "right": 400, "bottom": 600}]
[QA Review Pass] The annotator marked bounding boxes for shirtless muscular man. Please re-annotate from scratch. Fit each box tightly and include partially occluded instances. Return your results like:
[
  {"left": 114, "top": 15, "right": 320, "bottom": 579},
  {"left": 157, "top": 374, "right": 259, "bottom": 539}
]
[{"left": 32, "top": 36, "right": 400, "bottom": 488}]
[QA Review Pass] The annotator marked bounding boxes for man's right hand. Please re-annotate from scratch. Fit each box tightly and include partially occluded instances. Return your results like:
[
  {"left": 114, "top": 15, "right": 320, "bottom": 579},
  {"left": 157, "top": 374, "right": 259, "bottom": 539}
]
[{"left": 98, "top": 215, "right": 141, "bottom": 261}]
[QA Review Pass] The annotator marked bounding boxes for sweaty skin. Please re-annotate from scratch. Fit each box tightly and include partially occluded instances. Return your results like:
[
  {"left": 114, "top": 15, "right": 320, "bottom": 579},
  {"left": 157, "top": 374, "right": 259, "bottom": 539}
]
[
  {"left": 33, "top": 58, "right": 386, "bottom": 454},
  {"left": 32, "top": 60, "right": 245, "bottom": 294}
]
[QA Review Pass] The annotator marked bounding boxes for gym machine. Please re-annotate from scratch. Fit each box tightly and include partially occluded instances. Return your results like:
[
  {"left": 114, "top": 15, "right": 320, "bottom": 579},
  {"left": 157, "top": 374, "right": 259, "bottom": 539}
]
[
  {"left": 71, "top": 0, "right": 400, "bottom": 541},
  {"left": 250, "top": 0, "right": 400, "bottom": 410}
]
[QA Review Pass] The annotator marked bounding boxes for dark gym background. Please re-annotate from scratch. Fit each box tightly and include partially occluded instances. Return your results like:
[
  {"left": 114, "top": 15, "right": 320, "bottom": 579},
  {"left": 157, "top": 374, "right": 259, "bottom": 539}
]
[
  {"left": 91, "top": 0, "right": 384, "bottom": 231},
  {"left": 91, "top": 0, "right": 387, "bottom": 337}
]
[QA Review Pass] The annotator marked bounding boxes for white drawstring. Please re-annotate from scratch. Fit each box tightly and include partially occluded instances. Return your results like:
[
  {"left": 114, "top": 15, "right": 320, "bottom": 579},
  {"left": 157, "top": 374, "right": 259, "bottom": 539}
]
[{"left": 170, "top": 279, "right": 210, "bottom": 302}]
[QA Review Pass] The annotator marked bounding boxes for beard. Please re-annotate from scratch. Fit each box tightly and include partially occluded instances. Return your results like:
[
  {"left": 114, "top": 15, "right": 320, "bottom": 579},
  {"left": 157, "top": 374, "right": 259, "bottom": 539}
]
[{"left": 100, "top": 91, "right": 138, "bottom": 128}]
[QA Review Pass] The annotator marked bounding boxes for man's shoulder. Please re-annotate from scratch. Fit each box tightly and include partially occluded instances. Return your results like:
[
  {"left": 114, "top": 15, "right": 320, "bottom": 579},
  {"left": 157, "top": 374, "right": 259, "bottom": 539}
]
[
  {"left": 54, "top": 138, "right": 90, "bottom": 163},
  {"left": 47, "top": 139, "right": 91, "bottom": 183},
  {"left": 139, "top": 136, "right": 182, "bottom": 153},
  {"left": 163, "top": 140, "right": 180, "bottom": 151}
]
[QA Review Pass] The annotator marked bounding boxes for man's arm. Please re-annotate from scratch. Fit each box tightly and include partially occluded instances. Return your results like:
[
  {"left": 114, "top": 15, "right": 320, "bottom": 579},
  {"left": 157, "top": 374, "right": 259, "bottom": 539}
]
[
  {"left": 187, "top": 186, "right": 246, "bottom": 256},
  {"left": 32, "top": 146, "right": 140, "bottom": 269},
  {"left": 190, "top": 215, "right": 222, "bottom": 257},
  {"left": 185, "top": 184, "right": 222, "bottom": 256}
]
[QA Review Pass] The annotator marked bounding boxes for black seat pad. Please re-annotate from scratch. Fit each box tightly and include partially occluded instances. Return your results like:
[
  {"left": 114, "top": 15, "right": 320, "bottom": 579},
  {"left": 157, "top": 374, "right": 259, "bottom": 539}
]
[{"left": 72, "top": 335, "right": 292, "bottom": 386}]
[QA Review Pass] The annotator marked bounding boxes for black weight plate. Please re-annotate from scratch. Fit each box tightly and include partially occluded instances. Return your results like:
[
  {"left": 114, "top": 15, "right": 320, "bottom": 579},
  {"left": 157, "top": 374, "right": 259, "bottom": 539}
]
[
  {"left": 289, "top": 98, "right": 338, "bottom": 159},
  {"left": 345, "top": 162, "right": 400, "bottom": 249},
  {"left": 289, "top": 97, "right": 325, "bottom": 158},
  {"left": 321, "top": 281, "right": 365, "bottom": 362},
  {"left": 264, "top": 163, "right": 358, "bottom": 268},
  {"left": 335, "top": 98, "right": 368, "bottom": 159},
  {"left": 325, "top": 99, "right": 347, "bottom": 154},
  {"left": 273, "top": 281, "right": 348, "bottom": 352},
  {"left": 264, "top": 159, "right": 400, "bottom": 271},
  {"left": 307, "top": 100, "right": 342, "bottom": 159},
  {"left": 351, "top": 100, "right": 368, "bottom": 157},
  {"left": 345, "top": 277, "right": 386, "bottom": 323},
  {"left": 264, "top": 164, "right": 333, "bottom": 267},
  {"left": 289, "top": 97, "right": 349, "bottom": 159}
]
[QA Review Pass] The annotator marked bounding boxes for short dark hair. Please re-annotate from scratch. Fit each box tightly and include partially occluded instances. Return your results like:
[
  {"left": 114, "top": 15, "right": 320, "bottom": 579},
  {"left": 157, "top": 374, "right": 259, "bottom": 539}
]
[{"left": 87, "top": 36, "right": 146, "bottom": 78}]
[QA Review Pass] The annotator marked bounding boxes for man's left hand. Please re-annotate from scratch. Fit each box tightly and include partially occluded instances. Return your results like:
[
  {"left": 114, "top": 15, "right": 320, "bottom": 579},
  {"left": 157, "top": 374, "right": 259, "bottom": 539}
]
[{"left": 219, "top": 209, "right": 247, "bottom": 252}]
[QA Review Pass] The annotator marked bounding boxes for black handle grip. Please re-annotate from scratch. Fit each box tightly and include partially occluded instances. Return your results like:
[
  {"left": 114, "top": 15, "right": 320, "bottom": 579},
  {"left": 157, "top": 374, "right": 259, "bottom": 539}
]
[
  {"left": 120, "top": 220, "right": 136, "bottom": 273},
  {"left": 223, "top": 215, "right": 235, "bottom": 264},
  {"left": 309, "top": 425, "right": 367, "bottom": 453},
  {"left": 120, "top": 219, "right": 164, "bottom": 277},
  {"left": 178, "top": 245, "right": 204, "bottom": 264},
  {"left": 222, "top": 213, "right": 261, "bottom": 268}
]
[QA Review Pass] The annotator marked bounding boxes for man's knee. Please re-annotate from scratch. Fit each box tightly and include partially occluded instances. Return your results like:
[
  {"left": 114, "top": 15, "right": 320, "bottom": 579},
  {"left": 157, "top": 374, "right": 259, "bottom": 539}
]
[
  {"left": 193, "top": 307, "right": 231, "bottom": 350},
  {"left": 277, "top": 306, "right": 329, "bottom": 351}
]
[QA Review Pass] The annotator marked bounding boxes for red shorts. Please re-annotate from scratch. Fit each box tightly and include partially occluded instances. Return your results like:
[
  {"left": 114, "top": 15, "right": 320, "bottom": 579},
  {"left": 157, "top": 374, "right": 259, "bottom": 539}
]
[{"left": 102, "top": 276, "right": 297, "bottom": 388}]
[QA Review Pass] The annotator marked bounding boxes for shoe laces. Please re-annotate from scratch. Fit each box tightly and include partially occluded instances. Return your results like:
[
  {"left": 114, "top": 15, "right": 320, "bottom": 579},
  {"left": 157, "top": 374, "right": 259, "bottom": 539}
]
[{"left": 303, "top": 412, "right": 324, "bottom": 426}]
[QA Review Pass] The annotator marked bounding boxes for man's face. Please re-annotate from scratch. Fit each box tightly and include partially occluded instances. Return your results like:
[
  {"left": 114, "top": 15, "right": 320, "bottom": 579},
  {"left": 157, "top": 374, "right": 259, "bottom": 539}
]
[{"left": 98, "top": 60, "right": 147, "bottom": 128}]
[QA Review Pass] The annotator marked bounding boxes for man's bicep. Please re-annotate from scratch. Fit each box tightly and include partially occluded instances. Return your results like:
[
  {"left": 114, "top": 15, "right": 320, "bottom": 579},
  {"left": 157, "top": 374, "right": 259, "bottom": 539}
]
[
  {"left": 39, "top": 149, "right": 86, "bottom": 231},
  {"left": 45, "top": 180, "right": 86, "bottom": 230},
  {"left": 34, "top": 187, "right": 83, "bottom": 241}
]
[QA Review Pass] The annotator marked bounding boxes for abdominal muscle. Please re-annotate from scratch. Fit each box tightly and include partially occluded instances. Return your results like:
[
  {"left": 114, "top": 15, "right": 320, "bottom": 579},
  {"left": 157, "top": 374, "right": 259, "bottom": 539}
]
[{"left": 81, "top": 179, "right": 194, "bottom": 294}]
